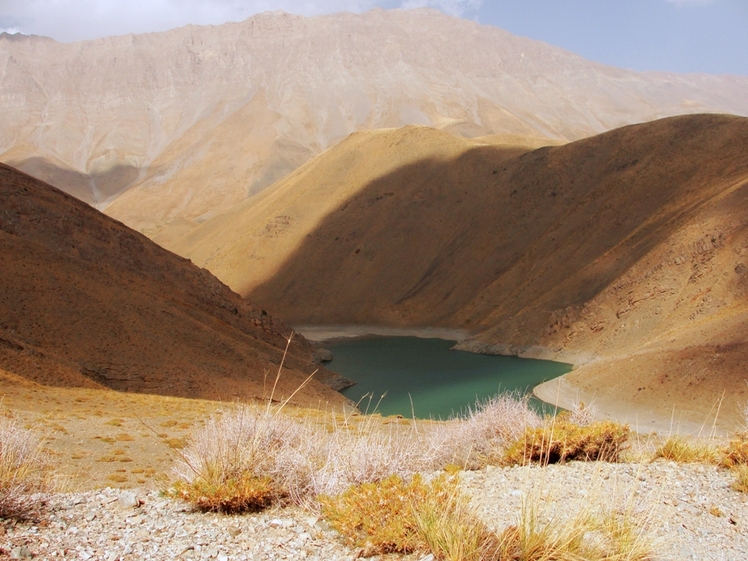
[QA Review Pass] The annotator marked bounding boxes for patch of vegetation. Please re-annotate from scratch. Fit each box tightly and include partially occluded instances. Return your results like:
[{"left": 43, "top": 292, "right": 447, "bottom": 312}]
[
  {"left": 172, "top": 475, "right": 278, "bottom": 514},
  {"left": 503, "top": 414, "right": 630, "bottom": 466},
  {"left": 321, "top": 474, "right": 497, "bottom": 559},
  {"left": 731, "top": 464, "right": 748, "bottom": 493},
  {"left": 720, "top": 432, "right": 748, "bottom": 467},
  {"left": 653, "top": 436, "right": 719, "bottom": 464},
  {"left": 497, "top": 504, "right": 653, "bottom": 561},
  {"left": 0, "top": 416, "right": 49, "bottom": 519}
]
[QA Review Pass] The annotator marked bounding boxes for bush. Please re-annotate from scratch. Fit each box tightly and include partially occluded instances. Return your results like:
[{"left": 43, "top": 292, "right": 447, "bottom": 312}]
[
  {"left": 172, "top": 405, "right": 435, "bottom": 511},
  {"left": 171, "top": 474, "right": 277, "bottom": 514},
  {"left": 320, "top": 474, "right": 499, "bottom": 560},
  {"left": 425, "top": 393, "right": 541, "bottom": 469},
  {"left": 171, "top": 407, "right": 311, "bottom": 512},
  {"left": 0, "top": 416, "right": 49, "bottom": 519},
  {"left": 503, "top": 414, "right": 630, "bottom": 466}
]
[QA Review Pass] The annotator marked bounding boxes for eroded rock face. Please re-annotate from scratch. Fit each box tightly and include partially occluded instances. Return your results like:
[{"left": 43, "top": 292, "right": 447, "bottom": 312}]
[
  {"left": 0, "top": 163, "right": 351, "bottom": 407},
  {"left": 2, "top": 9, "right": 747, "bottom": 236}
]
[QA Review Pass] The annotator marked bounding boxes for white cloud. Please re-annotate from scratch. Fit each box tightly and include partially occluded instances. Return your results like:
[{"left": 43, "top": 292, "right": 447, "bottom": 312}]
[
  {"left": 0, "top": 0, "right": 382, "bottom": 42},
  {"left": 399, "top": 0, "right": 482, "bottom": 17},
  {"left": 0, "top": 26, "right": 23, "bottom": 34}
]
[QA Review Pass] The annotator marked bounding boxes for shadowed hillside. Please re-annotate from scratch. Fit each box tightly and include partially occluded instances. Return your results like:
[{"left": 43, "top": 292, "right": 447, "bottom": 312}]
[
  {"left": 170, "top": 114, "right": 748, "bottom": 428},
  {"left": 0, "top": 163, "right": 350, "bottom": 408}
]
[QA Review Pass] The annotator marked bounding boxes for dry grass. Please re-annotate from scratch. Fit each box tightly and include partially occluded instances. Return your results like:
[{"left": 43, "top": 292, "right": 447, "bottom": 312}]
[
  {"left": 503, "top": 414, "right": 630, "bottom": 466},
  {"left": 424, "top": 393, "right": 542, "bottom": 469},
  {"left": 721, "top": 432, "right": 748, "bottom": 467},
  {"left": 413, "top": 477, "right": 502, "bottom": 561},
  {"left": 172, "top": 474, "right": 277, "bottom": 514},
  {"left": 321, "top": 474, "right": 499, "bottom": 559},
  {"left": 172, "top": 404, "right": 434, "bottom": 511},
  {"left": 495, "top": 473, "right": 655, "bottom": 561},
  {"left": 721, "top": 431, "right": 748, "bottom": 493},
  {"left": 173, "top": 393, "right": 633, "bottom": 513},
  {"left": 171, "top": 406, "right": 308, "bottom": 512},
  {"left": 731, "top": 464, "right": 748, "bottom": 493},
  {"left": 653, "top": 436, "right": 719, "bottom": 464},
  {"left": 0, "top": 415, "right": 49, "bottom": 519},
  {"left": 322, "top": 470, "right": 655, "bottom": 561}
]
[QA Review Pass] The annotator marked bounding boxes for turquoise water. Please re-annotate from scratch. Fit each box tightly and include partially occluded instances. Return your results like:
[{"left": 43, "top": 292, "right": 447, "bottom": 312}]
[{"left": 325, "top": 336, "right": 571, "bottom": 419}]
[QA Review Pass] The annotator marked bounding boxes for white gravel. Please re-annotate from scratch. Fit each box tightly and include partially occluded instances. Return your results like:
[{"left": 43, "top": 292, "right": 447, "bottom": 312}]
[{"left": 2, "top": 461, "right": 746, "bottom": 560}]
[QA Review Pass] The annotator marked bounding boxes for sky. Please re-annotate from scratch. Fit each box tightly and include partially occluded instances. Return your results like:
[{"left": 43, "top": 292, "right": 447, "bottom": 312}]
[{"left": 0, "top": 0, "right": 746, "bottom": 75}]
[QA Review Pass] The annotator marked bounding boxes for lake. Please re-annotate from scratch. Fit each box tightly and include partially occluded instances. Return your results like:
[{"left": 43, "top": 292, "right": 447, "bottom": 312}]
[{"left": 324, "top": 336, "right": 571, "bottom": 419}]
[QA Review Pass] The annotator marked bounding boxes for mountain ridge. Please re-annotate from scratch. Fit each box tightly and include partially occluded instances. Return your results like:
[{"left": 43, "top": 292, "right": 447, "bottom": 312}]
[{"left": 1, "top": 8, "right": 747, "bottom": 242}]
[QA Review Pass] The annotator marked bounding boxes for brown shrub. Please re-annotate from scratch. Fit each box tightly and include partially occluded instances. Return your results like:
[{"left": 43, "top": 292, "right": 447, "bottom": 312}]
[{"left": 503, "top": 414, "right": 630, "bottom": 466}]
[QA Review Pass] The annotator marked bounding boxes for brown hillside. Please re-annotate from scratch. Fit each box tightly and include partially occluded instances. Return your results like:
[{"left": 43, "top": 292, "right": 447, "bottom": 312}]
[
  {"left": 171, "top": 114, "right": 748, "bottom": 429},
  {"left": 0, "top": 163, "right": 350, "bottom": 408}
]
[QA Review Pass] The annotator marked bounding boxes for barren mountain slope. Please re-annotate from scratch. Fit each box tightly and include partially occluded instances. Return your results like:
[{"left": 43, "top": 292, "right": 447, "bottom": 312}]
[
  {"left": 1, "top": 9, "right": 747, "bottom": 238},
  {"left": 0, "top": 163, "right": 350, "bottom": 408},
  {"left": 171, "top": 114, "right": 748, "bottom": 428}
]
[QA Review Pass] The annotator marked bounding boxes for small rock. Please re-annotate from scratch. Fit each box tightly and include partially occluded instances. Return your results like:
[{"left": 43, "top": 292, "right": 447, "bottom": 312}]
[
  {"left": 118, "top": 492, "right": 140, "bottom": 509},
  {"left": 10, "top": 546, "right": 33, "bottom": 559},
  {"left": 228, "top": 526, "right": 242, "bottom": 537},
  {"left": 419, "top": 555, "right": 436, "bottom": 561}
]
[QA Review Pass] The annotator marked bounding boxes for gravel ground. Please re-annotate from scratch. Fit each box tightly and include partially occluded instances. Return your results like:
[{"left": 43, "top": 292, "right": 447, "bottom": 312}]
[
  {"left": 461, "top": 461, "right": 748, "bottom": 561},
  {"left": 2, "top": 461, "right": 746, "bottom": 560}
]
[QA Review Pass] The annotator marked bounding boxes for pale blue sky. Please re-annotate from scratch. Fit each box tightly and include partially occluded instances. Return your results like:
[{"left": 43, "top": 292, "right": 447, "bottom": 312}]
[{"left": 1, "top": 0, "right": 746, "bottom": 75}]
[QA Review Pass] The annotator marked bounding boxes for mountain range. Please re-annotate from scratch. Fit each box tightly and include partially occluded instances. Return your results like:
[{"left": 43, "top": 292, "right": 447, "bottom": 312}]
[{"left": 1, "top": 9, "right": 747, "bottom": 243}]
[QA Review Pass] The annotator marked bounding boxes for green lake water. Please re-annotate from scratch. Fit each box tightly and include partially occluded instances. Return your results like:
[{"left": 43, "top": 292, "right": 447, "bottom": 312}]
[{"left": 325, "top": 336, "right": 571, "bottom": 419}]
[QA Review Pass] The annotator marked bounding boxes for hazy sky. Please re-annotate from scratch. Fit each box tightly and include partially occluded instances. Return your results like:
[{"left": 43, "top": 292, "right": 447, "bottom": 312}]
[{"left": 1, "top": 0, "right": 746, "bottom": 75}]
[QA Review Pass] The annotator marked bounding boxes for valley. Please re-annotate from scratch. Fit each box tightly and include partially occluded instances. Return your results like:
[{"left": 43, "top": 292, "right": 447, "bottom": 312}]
[{"left": 163, "top": 114, "right": 748, "bottom": 431}]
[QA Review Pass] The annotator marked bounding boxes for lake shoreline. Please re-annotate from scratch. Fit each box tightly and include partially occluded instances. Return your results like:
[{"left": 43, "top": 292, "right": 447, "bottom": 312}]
[{"left": 295, "top": 325, "right": 471, "bottom": 343}]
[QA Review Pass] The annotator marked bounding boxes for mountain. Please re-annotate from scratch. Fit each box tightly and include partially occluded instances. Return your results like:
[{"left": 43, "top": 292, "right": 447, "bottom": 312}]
[
  {"left": 0, "top": 163, "right": 350, "bottom": 407},
  {"left": 1, "top": 9, "right": 747, "bottom": 242},
  {"left": 165, "top": 114, "right": 748, "bottom": 428}
]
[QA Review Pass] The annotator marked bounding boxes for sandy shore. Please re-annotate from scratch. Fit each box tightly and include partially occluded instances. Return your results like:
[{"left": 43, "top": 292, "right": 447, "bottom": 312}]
[
  {"left": 533, "top": 376, "right": 722, "bottom": 436},
  {"left": 294, "top": 325, "right": 470, "bottom": 343}
]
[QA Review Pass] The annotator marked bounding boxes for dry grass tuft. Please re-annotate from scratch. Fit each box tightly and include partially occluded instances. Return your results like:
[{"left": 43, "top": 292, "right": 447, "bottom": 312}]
[
  {"left": 0, "top": 416, "right": 49, "bottom": 519},
  {"left": 721, "top": 432, "right": 748, "bottom": 468},
  {"left": 503, "top": 414, "right": 630, "bottom": 466},
  {"left": 653, "top": 436, "right": 719, "bottom": 464},
  {"left": 321, "top": 474, "right": 498, "bottom": 560},
  {"left": 320, "top": 474, "right": 430, "bottom": 555},
  {"left": 172, "top": 474, "right": 277, "bottom": 514},
  {"left": 413, "top": 477, "right": 502, "bottom": 561},
  {"left": 731, "top": 464, "right": 748, "bottom": 493},
  {"left": 496, "top": 484, "right": 654, "bottom": 561}
]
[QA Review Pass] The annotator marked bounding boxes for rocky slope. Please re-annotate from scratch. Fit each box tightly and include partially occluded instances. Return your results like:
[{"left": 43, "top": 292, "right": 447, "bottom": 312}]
[
  {"left": 3, "top": 462, "right": 746, "bottom": 560},
  {"left": 1, "top": 9, "right": 747, "bottom": 239},
  {"left": 0, "top": 163, "right": 350, "bottom": 407},
  {"left": 166, "top": 114, "right": 748, "bottom": 429}
]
